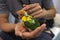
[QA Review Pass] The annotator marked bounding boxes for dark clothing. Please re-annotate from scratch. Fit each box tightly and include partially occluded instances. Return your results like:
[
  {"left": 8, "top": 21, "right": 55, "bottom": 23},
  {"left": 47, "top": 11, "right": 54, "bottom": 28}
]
[
  {"left": 0, "top": 31, "right": 52, "bottom": 40},
  {"left": 0, "top": 31, "right": 25, "bottom": 40},
  {"left": 0, "top": 0, "right": 54, "bottom": 40}
]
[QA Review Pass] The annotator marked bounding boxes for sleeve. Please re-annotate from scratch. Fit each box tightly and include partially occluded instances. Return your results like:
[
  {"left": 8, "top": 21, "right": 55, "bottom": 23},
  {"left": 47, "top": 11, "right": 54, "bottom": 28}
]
[{"left": 42, "top": 0, "right": 54, "bottom": 9}]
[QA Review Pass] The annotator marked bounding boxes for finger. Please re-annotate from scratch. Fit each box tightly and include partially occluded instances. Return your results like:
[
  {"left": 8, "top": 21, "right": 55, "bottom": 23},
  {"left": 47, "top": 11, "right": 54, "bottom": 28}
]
[
  {"left": 28, "top": 6, "right": 41, "bottom": 13},
  {"left": 22, "top": 3, "right": 39, "bottom": 11},
  {"left": 34, "top": 12, "right": 43, "bottom": 18},
  {"left": 30, "top": 9, "right": 43, "bottom": 16},
  {"left": 16, "top": 31, "right": 23, "bottom": 37}
]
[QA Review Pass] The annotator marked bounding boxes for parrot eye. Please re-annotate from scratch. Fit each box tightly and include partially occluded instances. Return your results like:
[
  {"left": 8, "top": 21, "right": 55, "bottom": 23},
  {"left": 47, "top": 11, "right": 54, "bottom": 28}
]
[
  {"left": 20, "top": 14, "right": 24, "bottom": 17},
  {"left": 20, "top": 14, "right": 24, "bottom": 16},
  {"left": 19, "top": 14, "right": 24, "bottom": 19}
]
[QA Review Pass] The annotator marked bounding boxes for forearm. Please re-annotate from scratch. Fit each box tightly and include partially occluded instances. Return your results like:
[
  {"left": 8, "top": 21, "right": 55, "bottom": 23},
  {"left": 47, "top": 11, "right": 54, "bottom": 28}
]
[
  {"left": 0, "top": 14, "right": 16, "bottom": 32},
  {"left": 0, "top": 23, "right": 16, "bottom": 32},
  {"left": 44, "top": 9, "right": 56, "bottom": 19},
  {"left": 40, "top": 9, "right": 56, "bottom": 20}
]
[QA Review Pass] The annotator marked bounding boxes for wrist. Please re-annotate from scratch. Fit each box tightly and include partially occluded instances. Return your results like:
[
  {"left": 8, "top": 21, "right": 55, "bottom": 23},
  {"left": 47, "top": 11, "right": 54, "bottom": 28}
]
[
  {"left": 11, "top": 23, "right": 17, "bottom": 31},
  {"left": 42, "top": 9, "right": 47, "bottom": 19},
  {"left": 39, "top": 9, "right": 47, "bottom": 19}
]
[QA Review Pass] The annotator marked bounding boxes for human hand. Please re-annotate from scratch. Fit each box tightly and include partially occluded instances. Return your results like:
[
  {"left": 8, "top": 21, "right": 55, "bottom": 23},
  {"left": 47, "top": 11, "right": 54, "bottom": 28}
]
[
  {"left": 15, "top": 23, "right": 26, "bottom": 36},
  {"left": 15, "top": 23, "right": 46, "bottom": 39},
  {"left": 23, "top": 3, "right": 46, "bottom": 18}
]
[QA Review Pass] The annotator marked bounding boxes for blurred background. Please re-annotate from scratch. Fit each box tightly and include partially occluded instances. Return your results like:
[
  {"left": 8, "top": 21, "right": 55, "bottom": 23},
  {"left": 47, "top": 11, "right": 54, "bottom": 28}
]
[
  {"left": 51, "top": 0, "right": 60, "bottom": 40},
  {"left": 53, "top": 0, "right": 60, "bottom": 13}
]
